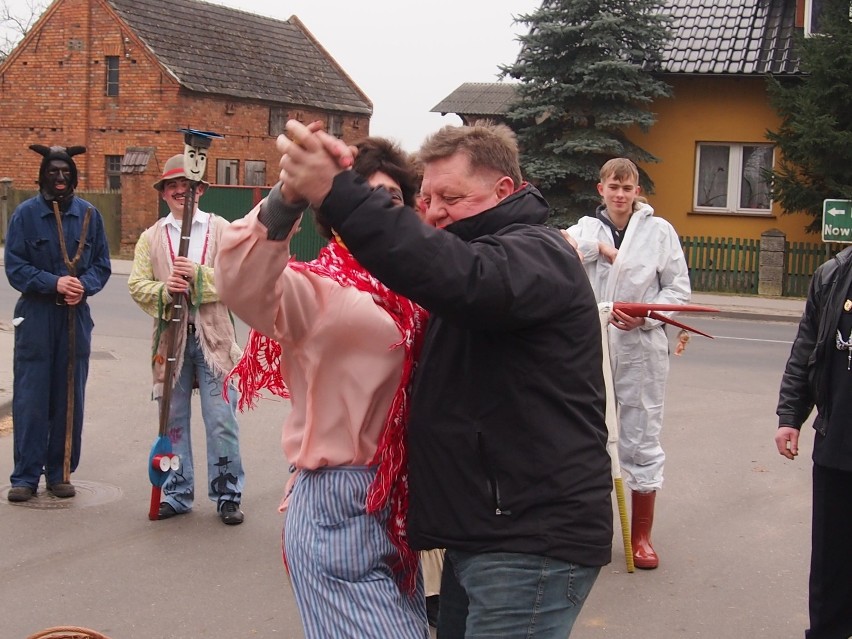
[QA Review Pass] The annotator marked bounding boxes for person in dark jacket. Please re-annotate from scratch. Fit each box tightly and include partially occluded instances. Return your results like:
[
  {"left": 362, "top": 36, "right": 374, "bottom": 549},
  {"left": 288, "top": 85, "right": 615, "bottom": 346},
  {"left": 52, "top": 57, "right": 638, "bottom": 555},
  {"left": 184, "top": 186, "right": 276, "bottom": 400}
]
[
  {"left": 4, "top": 144, "right": 112, "bottom": 502},
  {"left": 776, "top": 245, "right": 852, "bottom": 639},
  {"left": 276, "top": 120, "right": 612, "bottom": 639}
]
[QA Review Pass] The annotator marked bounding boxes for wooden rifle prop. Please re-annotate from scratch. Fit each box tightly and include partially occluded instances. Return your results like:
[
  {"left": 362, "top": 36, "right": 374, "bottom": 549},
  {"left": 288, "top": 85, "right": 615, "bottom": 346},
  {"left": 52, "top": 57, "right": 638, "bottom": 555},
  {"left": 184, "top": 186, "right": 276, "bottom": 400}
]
[
  {"left": 51, "top": 201, "right": 93, "bottom": 484},
  {"left": 148, "top": 128, "right": 223, "bottom": 520},
  {"left": 598, "top": 301, "right": 717, "bottom": 572}
]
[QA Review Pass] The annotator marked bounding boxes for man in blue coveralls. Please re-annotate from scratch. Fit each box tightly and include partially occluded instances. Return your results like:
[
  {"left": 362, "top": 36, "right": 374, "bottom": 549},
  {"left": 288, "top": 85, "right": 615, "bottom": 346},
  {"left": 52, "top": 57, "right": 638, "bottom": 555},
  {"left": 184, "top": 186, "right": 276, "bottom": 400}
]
[{"left": 4, "top": 144, "right": 111, "bottom": 502}]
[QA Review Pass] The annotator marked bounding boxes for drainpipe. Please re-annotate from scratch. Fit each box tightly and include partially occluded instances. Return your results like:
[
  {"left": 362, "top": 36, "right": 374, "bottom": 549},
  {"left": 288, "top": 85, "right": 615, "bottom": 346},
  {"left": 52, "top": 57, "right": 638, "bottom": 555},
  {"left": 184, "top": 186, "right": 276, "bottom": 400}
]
[{"left": 0, "top": 177, "right": 12, "bottom": 243}]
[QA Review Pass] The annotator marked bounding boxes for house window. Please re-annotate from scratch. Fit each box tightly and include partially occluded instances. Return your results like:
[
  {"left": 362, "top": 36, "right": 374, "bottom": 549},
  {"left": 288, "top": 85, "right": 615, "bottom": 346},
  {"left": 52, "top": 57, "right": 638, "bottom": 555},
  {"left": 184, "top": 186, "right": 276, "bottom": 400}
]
[
  {"left": 328, "top": 114, "right": 343, "bottom": 138},
  {"left": 105, "top": 155, "right": 122, "bottom": 190},
  {"left": 217, "top": 159, "right": 239, "bottom": 185},
  {"left": 245, "top": 161, "right": 266, "bottom": 186},
  {"left": 105, "top": 56, "right": 119, "bottom": 96},
  {"left": 694, "top": 143, "right": 774, "bottom": 214},
  {"left": 269, "top": 107, "right": 287, "bottom": 136},
  {"left": 804, "top": 0, "right": 824, "bottom": 36}
]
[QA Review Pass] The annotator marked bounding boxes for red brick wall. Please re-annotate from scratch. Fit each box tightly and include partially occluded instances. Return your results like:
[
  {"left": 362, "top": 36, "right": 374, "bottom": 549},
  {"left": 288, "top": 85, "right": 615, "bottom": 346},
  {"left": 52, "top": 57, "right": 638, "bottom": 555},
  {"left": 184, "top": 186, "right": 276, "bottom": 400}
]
[
  {"left": 0, "top": 0, "right": 372, "bottom": 254},
  {"left": 119, "top": 166, "right": 161, "bottom": 257},
  {"left": 1, "top": 0, "right": 370, "bottom": 190}
]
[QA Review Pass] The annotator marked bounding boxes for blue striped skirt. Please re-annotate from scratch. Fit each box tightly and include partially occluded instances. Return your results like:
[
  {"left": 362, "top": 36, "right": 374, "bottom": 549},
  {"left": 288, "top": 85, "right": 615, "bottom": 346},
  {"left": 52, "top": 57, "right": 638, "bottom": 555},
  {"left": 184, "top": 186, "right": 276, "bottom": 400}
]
[{"left": 283, "top": 466, "right": 428, "bottom": 638}]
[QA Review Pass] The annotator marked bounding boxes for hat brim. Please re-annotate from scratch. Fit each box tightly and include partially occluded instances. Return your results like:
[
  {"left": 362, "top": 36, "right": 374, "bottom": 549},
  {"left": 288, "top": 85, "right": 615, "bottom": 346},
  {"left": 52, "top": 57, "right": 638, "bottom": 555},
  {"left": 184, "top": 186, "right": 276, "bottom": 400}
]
[{"left": 154, "top": 177, "right": 211, "bottom": 191}]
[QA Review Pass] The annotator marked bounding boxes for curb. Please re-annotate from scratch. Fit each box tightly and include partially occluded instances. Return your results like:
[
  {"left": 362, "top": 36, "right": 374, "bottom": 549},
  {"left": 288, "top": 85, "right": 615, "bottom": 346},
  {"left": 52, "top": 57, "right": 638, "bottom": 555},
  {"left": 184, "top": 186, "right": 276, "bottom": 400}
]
[{"left": 682, "top": 310, "right": 802, "bottom": 324}]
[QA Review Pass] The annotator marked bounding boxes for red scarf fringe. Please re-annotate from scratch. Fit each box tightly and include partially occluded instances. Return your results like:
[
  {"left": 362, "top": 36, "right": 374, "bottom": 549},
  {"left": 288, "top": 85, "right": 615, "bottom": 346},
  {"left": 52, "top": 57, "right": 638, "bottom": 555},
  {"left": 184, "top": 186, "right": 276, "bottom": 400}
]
[{"left": 226, "top": 240, "right": 427, "bottom": 594}]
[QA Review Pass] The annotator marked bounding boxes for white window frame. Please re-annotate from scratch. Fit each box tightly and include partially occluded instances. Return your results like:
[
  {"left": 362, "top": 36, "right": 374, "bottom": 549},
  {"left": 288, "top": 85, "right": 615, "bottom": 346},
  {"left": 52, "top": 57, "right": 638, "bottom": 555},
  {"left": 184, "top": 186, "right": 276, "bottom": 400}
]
[
  {"left": 804, "top": 0, "right": 823, "bottom": 37},
  {"left": 693, "top": 143, "right": 775, "bottom": 216}
]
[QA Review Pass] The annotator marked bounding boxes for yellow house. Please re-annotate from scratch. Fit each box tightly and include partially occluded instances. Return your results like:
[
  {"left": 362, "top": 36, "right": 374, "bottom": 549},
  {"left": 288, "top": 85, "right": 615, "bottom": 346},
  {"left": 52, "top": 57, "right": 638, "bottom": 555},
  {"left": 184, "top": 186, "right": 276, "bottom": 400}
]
[{"left": 432, "top": 0, "right": 826, "bottom": 245}]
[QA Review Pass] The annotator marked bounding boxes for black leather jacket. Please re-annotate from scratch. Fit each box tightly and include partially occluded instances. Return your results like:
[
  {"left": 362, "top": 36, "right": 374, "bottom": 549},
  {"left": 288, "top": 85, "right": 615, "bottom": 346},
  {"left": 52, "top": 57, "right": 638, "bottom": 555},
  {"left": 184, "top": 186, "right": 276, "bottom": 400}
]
[
  {"left": 777, "top": 246, "right": 852, "bottom": 435},
  {"left": 321, "top": 172, "right": 613, "bottom": 568}
]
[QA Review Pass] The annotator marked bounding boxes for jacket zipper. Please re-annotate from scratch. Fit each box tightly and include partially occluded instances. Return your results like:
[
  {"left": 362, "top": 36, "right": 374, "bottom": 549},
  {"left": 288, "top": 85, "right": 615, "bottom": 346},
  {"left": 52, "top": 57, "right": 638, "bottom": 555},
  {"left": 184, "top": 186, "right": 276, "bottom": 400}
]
[{"left": 477, "top": 431, "right": 512, "bottom": 516}]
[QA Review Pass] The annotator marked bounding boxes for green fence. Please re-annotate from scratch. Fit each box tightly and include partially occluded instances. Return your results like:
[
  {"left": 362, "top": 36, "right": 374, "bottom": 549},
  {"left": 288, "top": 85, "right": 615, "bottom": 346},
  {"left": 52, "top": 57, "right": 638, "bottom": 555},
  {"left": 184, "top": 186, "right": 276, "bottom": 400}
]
[
  {"left": 680, "top": 236, "right": 761, "bottom": 294},
  {"left": 681, "top": 236, "right": 846, "bottom": 297},
  {"left": 785, "top": 242, "right": 843, "bottom": 297}
]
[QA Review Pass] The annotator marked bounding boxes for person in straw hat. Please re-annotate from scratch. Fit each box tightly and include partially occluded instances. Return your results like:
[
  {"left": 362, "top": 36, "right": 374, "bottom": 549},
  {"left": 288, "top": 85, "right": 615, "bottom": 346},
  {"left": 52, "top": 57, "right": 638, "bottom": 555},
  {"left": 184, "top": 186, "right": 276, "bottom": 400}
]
[{"left": 128, "top": 153, "right": 245, "bottom": 525}]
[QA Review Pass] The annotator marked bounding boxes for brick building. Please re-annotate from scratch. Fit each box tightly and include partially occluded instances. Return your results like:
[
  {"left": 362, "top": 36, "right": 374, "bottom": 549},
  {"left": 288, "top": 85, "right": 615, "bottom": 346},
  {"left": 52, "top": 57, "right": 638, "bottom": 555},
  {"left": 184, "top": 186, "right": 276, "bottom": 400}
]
[{"left": 0, "top": 0, "right": 372, "bottom": 252}]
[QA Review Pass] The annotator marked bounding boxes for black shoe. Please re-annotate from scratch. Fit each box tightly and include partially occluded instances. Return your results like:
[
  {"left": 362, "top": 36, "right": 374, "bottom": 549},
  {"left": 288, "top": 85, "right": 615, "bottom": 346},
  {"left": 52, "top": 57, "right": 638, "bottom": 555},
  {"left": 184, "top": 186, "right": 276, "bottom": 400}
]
[
  {"left": 157, "top": 502, "right": 186, "bottom": 520},
  {"left": 219, "top": 501, "right": 244, "bottom": 525},
  {"left": 46, "top": 482, "right": 76, "bottom": 498},
  {"left": 8, "top": 486, "right": 36, "bottom": 502}
]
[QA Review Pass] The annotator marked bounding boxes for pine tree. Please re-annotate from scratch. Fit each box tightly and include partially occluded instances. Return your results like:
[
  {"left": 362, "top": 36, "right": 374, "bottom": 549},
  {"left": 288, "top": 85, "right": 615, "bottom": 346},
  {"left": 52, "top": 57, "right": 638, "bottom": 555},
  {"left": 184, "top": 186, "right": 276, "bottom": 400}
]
[
  {"left": 766, "top": 0, "right": 852, "bottom": 235},
  {"left": 500, "top": 0, "right": 673, "bottom": 223}
]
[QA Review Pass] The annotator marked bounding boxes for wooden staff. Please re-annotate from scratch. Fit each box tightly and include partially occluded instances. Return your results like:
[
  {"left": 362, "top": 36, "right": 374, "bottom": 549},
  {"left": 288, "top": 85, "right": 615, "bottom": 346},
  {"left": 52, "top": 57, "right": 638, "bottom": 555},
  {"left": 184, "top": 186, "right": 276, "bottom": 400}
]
[
  {"left": 148, "top": 128, "right": 222, "bottom": 520},
  {"left": 598, "top": 302, "right": 635, "bottom": 572},
  {"left": 51, "top": 202, "right": 92, "bottom": 484},
  {"left": 158, "top": 181, "right": 197, "bottom": 436},
  {"left": 148, "top": 178, "right": 199, "bottom": 520}
]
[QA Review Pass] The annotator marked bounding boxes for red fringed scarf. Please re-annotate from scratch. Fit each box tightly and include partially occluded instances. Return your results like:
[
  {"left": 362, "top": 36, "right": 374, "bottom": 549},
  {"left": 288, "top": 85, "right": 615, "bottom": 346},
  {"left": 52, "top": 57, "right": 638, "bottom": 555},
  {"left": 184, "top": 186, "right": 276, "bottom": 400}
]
[{"left": 226, "top": 239, "right": 428, "bottom": 594}]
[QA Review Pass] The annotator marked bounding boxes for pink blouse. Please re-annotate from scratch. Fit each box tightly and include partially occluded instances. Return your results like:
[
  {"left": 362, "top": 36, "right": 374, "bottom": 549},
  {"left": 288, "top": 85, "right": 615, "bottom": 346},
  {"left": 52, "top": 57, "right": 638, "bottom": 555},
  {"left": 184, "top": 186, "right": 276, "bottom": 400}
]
[{"left": 215, "top": 209, "right": 405, "bottom": 470}]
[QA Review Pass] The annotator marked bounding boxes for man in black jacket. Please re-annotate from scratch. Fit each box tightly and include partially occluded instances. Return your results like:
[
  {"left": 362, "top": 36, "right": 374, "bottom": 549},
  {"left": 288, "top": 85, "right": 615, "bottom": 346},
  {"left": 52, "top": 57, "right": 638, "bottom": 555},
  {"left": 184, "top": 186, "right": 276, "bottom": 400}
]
[
  {"left": 279, "top": 121, "right": 612, "bottom": 639},
  {"left": 776, "top": 245, "right": 852, "bottom": 639}
]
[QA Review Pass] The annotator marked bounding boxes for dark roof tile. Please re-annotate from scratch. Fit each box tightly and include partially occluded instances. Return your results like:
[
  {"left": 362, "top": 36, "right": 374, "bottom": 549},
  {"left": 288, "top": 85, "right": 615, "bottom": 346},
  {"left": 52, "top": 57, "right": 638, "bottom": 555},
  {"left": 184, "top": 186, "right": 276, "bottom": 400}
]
[
  {"left": 107, "top": 0, "right": 371, "bottom": 114},
  {"left": 433, "top": 0, "right": 801, "bottom": 117},
  {"left": 430, "top": 82, "right": 520, "bottom": 116},
  {"left": 662, "top": 0, "right": 800, "bottom": 75}
]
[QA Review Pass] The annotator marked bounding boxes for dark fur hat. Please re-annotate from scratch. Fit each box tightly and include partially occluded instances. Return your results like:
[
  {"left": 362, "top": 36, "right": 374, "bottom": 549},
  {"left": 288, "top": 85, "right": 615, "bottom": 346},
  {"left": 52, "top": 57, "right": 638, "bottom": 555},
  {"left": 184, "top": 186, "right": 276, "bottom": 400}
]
[{"left": 29, "top": 144, "right": 87, "bottom": 191}]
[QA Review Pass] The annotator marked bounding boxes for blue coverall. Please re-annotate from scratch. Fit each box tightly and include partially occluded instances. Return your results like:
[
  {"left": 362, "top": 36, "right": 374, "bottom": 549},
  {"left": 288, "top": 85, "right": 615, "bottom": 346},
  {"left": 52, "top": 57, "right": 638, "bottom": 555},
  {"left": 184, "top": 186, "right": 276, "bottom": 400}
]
[{"left": 4, "top": 194, "right": 111, "bottom": 489}]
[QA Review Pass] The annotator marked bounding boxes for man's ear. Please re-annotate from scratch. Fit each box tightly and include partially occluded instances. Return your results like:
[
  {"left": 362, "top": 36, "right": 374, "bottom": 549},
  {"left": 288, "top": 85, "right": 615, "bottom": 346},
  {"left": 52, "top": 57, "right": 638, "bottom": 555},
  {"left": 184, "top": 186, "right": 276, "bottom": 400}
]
[
  {"left": 597, "top": 182, "right": 605, "bottom": 197},
  {"left": 495, "top": 176, "right": 515, "bottom": 200}
]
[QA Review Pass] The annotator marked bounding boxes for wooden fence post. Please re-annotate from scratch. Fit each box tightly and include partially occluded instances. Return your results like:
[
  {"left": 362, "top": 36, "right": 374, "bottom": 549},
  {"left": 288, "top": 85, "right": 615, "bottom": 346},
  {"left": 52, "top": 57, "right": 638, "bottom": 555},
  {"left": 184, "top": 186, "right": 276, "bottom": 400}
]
[{"left": 759, "top": 228, "right": 786, "bottom": 296}]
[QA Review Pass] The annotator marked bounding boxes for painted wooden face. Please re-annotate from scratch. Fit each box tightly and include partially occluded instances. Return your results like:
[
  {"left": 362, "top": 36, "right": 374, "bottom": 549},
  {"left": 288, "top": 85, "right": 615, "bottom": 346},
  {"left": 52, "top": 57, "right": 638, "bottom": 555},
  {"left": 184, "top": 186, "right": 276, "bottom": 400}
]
[{"left": 183, "top": 144, "right": 208, "bottom": 182}]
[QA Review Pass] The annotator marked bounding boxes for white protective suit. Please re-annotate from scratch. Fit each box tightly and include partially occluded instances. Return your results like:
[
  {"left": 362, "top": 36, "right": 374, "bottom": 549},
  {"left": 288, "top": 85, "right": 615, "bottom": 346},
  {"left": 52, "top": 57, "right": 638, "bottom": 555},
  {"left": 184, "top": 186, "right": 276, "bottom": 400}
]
[{"left": 566, "top": 203, "right": 691, "bottom": 491}]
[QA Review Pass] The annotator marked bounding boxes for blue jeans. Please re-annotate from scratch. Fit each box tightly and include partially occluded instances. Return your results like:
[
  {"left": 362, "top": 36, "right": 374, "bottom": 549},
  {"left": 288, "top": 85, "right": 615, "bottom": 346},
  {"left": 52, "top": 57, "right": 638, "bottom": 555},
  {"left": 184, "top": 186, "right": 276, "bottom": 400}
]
[
  {"left": 438, "top": 550, "right": 600, "bottom": 639},
  {"left": 158, "top": 334, "right": 244, "bottom": 512}
]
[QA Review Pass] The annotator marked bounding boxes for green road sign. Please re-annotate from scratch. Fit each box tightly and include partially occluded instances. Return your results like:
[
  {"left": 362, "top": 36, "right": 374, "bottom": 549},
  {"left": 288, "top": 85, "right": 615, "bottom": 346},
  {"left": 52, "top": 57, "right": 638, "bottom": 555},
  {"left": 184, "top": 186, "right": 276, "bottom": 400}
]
[{"left": 822, "top": 199, "right": 852, "bottom": 243}]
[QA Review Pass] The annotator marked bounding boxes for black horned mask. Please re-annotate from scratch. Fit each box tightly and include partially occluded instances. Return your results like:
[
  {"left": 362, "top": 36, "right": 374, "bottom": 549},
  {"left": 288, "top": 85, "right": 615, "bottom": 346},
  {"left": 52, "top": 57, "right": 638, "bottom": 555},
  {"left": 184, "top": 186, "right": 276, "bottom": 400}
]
[{"left": 30, "top": 144, "right": 87, "bottom": 200}]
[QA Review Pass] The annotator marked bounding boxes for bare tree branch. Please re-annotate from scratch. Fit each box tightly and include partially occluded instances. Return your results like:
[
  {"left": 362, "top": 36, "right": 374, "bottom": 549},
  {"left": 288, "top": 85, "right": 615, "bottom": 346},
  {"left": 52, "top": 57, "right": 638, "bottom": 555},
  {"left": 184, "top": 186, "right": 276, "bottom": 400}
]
[{"left": 1, "top": 0, "right": 48, "bottom": 60}]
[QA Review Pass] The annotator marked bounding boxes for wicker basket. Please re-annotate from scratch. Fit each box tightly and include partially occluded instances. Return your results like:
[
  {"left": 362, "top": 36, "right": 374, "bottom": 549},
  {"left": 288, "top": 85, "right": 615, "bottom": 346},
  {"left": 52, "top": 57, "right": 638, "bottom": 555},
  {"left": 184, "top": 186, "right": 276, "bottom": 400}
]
[{"left": 26, "top": 627, "right": 111, "bottom": 639}]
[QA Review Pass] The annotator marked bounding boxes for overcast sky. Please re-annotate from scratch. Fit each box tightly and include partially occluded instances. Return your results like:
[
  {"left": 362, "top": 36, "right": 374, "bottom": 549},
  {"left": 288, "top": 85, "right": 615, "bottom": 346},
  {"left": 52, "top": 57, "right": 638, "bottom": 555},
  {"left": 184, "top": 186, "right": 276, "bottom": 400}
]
[
  {"left": 219, "top": 0, "right": 541, "bottom": 150},
  {"left": 3, "top": 0, "right": 541, "bottom": 151}
]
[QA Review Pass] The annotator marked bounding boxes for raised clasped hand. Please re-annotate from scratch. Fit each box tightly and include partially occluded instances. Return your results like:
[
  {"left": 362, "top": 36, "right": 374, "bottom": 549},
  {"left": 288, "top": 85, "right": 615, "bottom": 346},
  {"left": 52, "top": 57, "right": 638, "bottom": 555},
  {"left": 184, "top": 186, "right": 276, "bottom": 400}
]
[{"left": 277, "top": 120, "right": 355, "bottom": 207}]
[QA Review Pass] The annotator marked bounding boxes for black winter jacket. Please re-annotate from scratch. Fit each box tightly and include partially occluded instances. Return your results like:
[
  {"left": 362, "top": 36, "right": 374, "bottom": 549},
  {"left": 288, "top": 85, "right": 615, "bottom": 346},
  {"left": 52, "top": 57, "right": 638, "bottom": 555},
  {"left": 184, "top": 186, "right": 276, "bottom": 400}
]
[
  {"left": 322, "top": 172, "right": 613, "bottom": 567},
  {"left": 777, "top": 245, "right": 852, "bottom": 436}
]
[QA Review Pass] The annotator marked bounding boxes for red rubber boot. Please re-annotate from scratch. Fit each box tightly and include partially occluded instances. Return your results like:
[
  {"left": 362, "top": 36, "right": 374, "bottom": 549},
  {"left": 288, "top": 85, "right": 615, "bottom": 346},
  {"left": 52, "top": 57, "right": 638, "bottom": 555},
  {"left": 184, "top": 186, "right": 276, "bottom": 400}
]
[{"left": 631, "top": 490, "right": 659, "bottom": 569}]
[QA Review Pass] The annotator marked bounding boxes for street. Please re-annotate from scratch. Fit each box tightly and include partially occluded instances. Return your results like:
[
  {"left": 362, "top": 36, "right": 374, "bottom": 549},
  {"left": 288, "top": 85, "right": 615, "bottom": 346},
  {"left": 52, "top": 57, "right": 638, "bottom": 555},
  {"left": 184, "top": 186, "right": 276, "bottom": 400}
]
[{"left": 0, "top": 273, "right": 812, "bottom": 638}]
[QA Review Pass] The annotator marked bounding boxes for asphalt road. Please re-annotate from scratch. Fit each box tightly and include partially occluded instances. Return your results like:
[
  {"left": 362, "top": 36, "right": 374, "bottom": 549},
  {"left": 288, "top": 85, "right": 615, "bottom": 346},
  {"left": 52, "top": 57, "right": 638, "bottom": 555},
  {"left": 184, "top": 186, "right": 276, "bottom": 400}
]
[{"left": 0, "top": 274, "right": 813, "bottom": 639}]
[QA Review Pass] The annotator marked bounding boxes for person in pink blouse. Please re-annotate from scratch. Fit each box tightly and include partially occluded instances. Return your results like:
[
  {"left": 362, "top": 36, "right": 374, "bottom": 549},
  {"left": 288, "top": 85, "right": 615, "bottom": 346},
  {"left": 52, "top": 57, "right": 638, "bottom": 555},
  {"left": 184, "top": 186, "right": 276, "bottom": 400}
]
[{"left": 215, "top": 138, "right": 429, "bottom": 639}]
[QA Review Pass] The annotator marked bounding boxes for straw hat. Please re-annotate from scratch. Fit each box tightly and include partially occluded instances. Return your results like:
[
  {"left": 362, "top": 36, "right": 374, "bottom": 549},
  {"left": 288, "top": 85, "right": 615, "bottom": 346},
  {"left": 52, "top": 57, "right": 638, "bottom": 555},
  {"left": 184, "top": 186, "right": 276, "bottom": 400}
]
[{"left": 153, "top": 153, "right": 210, "bottom": 191}]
